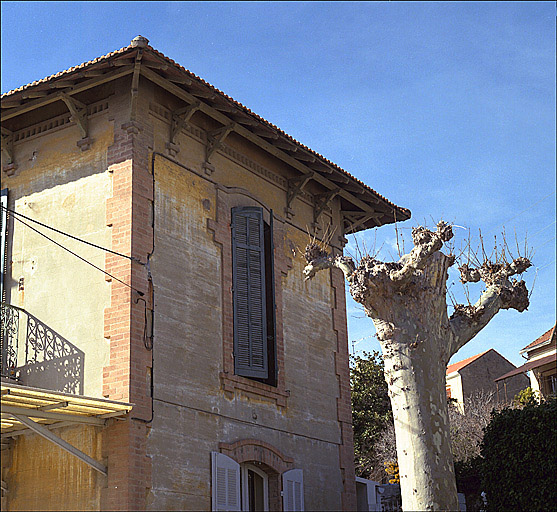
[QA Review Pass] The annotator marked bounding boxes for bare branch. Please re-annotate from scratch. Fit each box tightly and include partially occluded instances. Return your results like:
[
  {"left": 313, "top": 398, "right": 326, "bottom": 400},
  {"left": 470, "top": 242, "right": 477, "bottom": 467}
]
[
  {"left": 303, "top": 243, "right": 356, "bottom": 281},
  {"left": 389, "top": 221, "right": 454, "bottom": 283},
  {"left": 450, "top": 256, "right": 531, "bottom": 354}
]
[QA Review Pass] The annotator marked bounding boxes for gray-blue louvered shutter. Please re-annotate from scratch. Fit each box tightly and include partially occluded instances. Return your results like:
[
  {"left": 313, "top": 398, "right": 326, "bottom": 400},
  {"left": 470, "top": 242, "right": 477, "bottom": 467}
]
[{"left": 231, "top": 206, "right": 268, "bottom": 379}]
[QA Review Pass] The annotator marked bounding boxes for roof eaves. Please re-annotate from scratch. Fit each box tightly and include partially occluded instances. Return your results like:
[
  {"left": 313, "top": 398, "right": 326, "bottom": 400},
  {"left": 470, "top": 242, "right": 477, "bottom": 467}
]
[
  {"left": 520, "top": 325, "right": 556, "bottom": 354},
  {"left": 1, "top": 39, "right": 410, "bottom": 225}
]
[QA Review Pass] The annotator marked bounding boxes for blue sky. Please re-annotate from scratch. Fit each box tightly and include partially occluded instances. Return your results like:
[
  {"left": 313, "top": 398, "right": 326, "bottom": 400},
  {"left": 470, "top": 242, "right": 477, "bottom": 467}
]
[{"left": 2, "top": 2, "right": 555, "bottom": 367}]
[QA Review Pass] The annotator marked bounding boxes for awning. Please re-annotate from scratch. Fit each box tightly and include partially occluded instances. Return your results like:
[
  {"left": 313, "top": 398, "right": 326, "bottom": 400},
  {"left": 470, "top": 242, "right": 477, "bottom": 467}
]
[
  {"left": 1, "top": 381, "right": 133, "bottom": 475},
  {"left": 495, "top": 353, "right": 557, "bottom": 382}
]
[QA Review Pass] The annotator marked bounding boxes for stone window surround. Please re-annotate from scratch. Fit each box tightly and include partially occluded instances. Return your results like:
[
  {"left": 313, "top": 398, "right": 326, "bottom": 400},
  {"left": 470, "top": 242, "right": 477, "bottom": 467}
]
[
  {"left": 207, "top": 185, "right": 291, "bottom": 408},
  {"left": 219, "top": 438, "right": 294, "bottom": 512}
]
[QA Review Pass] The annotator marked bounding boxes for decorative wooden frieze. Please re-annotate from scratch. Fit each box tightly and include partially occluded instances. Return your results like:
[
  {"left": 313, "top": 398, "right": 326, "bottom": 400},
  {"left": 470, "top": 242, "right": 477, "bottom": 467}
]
[{"left": 12, "top": 100, "right": 108, "bottom": 146}]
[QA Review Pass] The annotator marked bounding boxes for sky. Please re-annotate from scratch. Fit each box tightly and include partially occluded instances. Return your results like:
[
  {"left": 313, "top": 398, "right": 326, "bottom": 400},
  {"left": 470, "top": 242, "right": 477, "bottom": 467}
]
[{"left": 2, "top": 2, "right": 555, "bottom": 367}]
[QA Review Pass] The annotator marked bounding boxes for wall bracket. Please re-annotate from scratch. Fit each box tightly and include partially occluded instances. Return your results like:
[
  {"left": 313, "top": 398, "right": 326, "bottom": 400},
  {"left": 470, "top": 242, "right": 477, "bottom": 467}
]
[
  {"left": 166, "top": 100, "right": 201, "bottom": 156},
  {"left": 285, "top": 172, "right": 314, "bottom": 219},
  {"left": 206, "top": 123, "right": 236, "bottom": 163},
  {"left": 59, "top": 93, "right": 90, "bottom": 150}
]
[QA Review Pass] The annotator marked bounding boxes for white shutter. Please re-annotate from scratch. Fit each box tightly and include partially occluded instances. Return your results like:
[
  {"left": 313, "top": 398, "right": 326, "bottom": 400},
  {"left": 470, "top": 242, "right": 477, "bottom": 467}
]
[
  {"left": 282, "top": 468, "right": 304, "bottom": 511},
  {"left": 211, "top": 452, "right": 241, "bottom": 511}
]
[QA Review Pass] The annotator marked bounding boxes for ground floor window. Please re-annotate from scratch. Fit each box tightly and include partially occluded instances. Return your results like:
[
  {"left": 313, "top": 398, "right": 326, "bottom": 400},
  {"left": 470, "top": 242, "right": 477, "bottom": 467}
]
[
  {"left": 242, "top": 463, "right": 269, "bottom": 511},
  {"left": 211, "top": 451, "right": 303, "bottom": 511}
]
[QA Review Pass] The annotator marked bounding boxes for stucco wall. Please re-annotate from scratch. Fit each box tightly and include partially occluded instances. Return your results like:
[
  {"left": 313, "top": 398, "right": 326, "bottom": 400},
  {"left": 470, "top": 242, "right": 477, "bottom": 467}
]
[
  {"left": 4, "top": 425, "right": 105, "bottom": 511},
  {"left": 147, "top": 125, "right": 347, "bottom": 509},
  {"left": 3, "top": 105, "right": 114, "bottom": 398},
  {"left": 445, "top": 372, "right": 463, "bottom": 405}
]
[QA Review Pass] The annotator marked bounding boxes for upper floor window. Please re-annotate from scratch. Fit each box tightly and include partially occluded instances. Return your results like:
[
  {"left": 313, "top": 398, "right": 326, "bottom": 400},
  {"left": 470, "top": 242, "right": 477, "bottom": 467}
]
[{"left": 231, "top": 206, "right": 276, "bottom": 386}]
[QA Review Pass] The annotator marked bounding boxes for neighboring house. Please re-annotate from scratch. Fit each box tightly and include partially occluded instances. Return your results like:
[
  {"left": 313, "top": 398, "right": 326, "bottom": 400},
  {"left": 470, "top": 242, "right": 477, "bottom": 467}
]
[
  {"left": 446, "top": 349, "right": 528, "bottom": 410},
  {"left": 0, "top": 36, "right": 410, "bottom": 511},
  {"left": 495, "top": 325, "right": 556, "bottom": 400}
]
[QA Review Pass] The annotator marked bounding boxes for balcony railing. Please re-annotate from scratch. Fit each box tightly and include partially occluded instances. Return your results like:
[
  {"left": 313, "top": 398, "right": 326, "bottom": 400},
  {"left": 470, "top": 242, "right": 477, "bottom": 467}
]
[{"left": 1, "top": 302, "right": 84, "bottom": 393}]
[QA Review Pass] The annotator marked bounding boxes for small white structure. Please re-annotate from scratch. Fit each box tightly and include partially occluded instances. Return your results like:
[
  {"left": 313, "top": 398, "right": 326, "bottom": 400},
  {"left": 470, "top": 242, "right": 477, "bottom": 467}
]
[{"left": 355, "top": 477, "right": 466, "bottom": 511}]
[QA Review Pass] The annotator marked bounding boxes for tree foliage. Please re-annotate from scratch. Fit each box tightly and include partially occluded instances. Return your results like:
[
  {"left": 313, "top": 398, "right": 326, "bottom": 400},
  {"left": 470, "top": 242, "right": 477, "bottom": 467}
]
[
  {"left": 350, "top": 351, "right": 392, "bottom": 480},
  {"left": 513, "top": 386, "right": 540, "bottom": 407},
  {"left": 480, "top": 398, "right": 557, "bottom": 512}
]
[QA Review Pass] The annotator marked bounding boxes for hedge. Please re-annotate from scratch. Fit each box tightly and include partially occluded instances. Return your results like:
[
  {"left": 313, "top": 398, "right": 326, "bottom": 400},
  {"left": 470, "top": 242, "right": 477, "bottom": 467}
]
[{"left": 480, "top": 398, "right": 557, "bottom": 512}]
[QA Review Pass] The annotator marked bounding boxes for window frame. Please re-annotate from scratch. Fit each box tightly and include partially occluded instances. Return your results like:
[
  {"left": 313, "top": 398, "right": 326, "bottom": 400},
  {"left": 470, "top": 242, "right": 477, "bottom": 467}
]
[
  {"left": 209, "top": 189, "right": 290, "bottom": 407},
  {"left": 241, "top": 463, "right": 269, "bottom": 512}
]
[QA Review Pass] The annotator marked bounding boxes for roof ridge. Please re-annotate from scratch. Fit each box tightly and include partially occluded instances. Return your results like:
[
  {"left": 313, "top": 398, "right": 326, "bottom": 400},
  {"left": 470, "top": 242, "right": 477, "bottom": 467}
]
[{"left": 447, "top": 349, "right": 491, "bottom": 374}]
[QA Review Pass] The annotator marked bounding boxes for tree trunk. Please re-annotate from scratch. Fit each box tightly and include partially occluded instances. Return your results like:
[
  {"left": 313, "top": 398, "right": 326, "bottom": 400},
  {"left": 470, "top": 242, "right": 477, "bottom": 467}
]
[
  {"left": 302, "top": 221, "right": 531, "bottom": 511},
  {"left": 382, "top": 337, "right": 458, "bottom": 511}
]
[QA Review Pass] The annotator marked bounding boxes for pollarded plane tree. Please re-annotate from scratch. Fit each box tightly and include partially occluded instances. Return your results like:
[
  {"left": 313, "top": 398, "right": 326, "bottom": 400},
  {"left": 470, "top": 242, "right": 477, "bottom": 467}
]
[{"left": 303, "top": 221, "right": 531, "bottom": 511}]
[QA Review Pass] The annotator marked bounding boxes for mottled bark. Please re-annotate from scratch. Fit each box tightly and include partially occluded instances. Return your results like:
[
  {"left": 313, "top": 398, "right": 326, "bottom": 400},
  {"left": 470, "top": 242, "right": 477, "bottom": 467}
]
[{"left": 304, "top": 222, "right": 530, "bottom": 511}]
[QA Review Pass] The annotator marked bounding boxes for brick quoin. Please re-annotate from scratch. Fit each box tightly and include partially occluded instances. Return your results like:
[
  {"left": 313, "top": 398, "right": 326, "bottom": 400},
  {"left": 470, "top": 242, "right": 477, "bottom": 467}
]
[
  {"left": 102, "top": 94, "right": 153, "bottom": 511},
  {"left": 331, "top": 268, "right": 357, "bottom": 510}
]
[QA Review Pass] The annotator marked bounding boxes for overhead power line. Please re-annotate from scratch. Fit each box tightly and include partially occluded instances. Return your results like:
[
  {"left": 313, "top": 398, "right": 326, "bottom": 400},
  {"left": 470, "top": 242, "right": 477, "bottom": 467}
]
[
  {"left": 502, "top": 190, "right": 556, "bottom": 226},
  {"left": 1, "top": 204, "right": 143, "bottom": 264},
  {"left": 5, "top": 209, "right": 144, "bottom": 296}
]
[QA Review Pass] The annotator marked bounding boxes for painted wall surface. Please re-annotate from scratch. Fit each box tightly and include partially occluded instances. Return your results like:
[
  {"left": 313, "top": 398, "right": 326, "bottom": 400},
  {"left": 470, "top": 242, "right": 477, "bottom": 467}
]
[
  {"left": 445, "top": 373, "right": 463, "bottom": 406},
  {"left": 147, "top": 111, "right": 347, "bottom": 509},
  {"left": 4, "top": 425, "right": 104, "bottom": 511},
  {"left": 526, "top": 336, "right": 556, "bottom": 394},
  {"left": 2, "top": 108, "right": 114, "bottom": 398}
]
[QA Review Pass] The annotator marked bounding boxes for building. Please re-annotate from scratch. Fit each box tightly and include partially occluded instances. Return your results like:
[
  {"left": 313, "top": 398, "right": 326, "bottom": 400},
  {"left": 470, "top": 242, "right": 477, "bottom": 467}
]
[
  {"left": 0, "top": 36, "right": 410, "bottom": 511},
  {"left": 495, "top": 325, "right": 556, "bottom": 400},
  {"left": 445, "top": 349, "right": 528, "bottom": 410}
]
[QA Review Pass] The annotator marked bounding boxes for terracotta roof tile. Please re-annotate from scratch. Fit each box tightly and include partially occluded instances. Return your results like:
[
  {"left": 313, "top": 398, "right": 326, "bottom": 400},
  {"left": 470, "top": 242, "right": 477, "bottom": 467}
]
[
  {"left": 446, "top": 350, "right": 491, "bottom": 375},
  {"left": 1, "top": 38, "right": 410, "bottom": 221},
  {"left": 521, "top": 324, "right": 556, "bottom": 352},
  {"left": 1, "top": 45, "right": 131, "bottom": 97}
]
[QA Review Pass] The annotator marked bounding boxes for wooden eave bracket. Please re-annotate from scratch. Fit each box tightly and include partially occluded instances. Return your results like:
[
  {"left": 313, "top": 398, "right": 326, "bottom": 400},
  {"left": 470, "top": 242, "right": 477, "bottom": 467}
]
[
  {"left": 313, "top": 187, "right": 341, "bottom": 223},
  {"left": 129, "top": 50, "right": 144, "bottom": 122},
  {"left": 167, "top": 100, "right": 201, "bottom": 156},
  {"left": 343, "top": 211, "right": 382, "bottom": 234},
  {"left": 206, "top": 122, "right": 236, "bottom": 162},
  {"left": 285, "top": 172, "right": 315, "bottom": 219},
  {"left": 137, "top": 65, "right": 403, "bottom": 220},
  {"left": 59, "top": 92, "right": 90, "bottom": 150},
  {"left": 1, "top": 127, "right": 16, "bottom": 174},
  {"left": 1, "top": 127, "right": 14, "bottom": 163},
  {"left": 8, "top": 413, "right": 107, "bottom": 475}
]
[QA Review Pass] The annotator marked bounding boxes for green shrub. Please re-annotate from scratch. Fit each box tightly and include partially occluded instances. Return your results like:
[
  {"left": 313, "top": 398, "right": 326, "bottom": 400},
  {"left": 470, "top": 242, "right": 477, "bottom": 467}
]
[
  {"left": 480, "top": 398, "right": 557, "bottom": 511},
  {"left": 513, "top": 386, "right": 540, "bottom": 407}
]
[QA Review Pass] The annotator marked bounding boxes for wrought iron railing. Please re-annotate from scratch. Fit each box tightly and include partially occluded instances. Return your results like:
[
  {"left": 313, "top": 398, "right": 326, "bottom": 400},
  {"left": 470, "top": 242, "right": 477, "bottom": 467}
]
[
  {"left": 1, "top": 302, "right": 20, "bottom": 379},
  {"left": 1, "top": 302, "right": 84, "bottom": 393}
]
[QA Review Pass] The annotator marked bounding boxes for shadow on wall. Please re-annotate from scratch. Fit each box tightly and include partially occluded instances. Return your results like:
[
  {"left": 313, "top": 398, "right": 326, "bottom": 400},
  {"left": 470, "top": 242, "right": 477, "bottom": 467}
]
[{"left": 1, "top": 303, "right": 84, "bottom": 394}]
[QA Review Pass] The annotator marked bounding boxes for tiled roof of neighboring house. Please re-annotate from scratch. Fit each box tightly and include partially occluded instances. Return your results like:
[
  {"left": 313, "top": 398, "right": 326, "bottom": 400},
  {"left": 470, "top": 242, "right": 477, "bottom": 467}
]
[
  {"left": 1, "top": 37, "right": 410, "bottom": 228},
  {"left": 446, "top": 350, "right": 491, "bottom": 375},
  {"left": 520, "top": 324, "right": 556, "bottom": 353}
]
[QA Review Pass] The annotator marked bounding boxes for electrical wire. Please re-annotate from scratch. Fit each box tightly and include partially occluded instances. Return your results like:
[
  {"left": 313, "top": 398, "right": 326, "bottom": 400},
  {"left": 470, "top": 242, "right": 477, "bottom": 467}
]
[
  {"left": 502, "top": 191, "right": 556, "bottom": 226},
  {"left": 10, "top": 214, "right": 144, "bottom": 296},
  {"left": 0, "top": 204, "right": 144, "bottom": 264}
]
